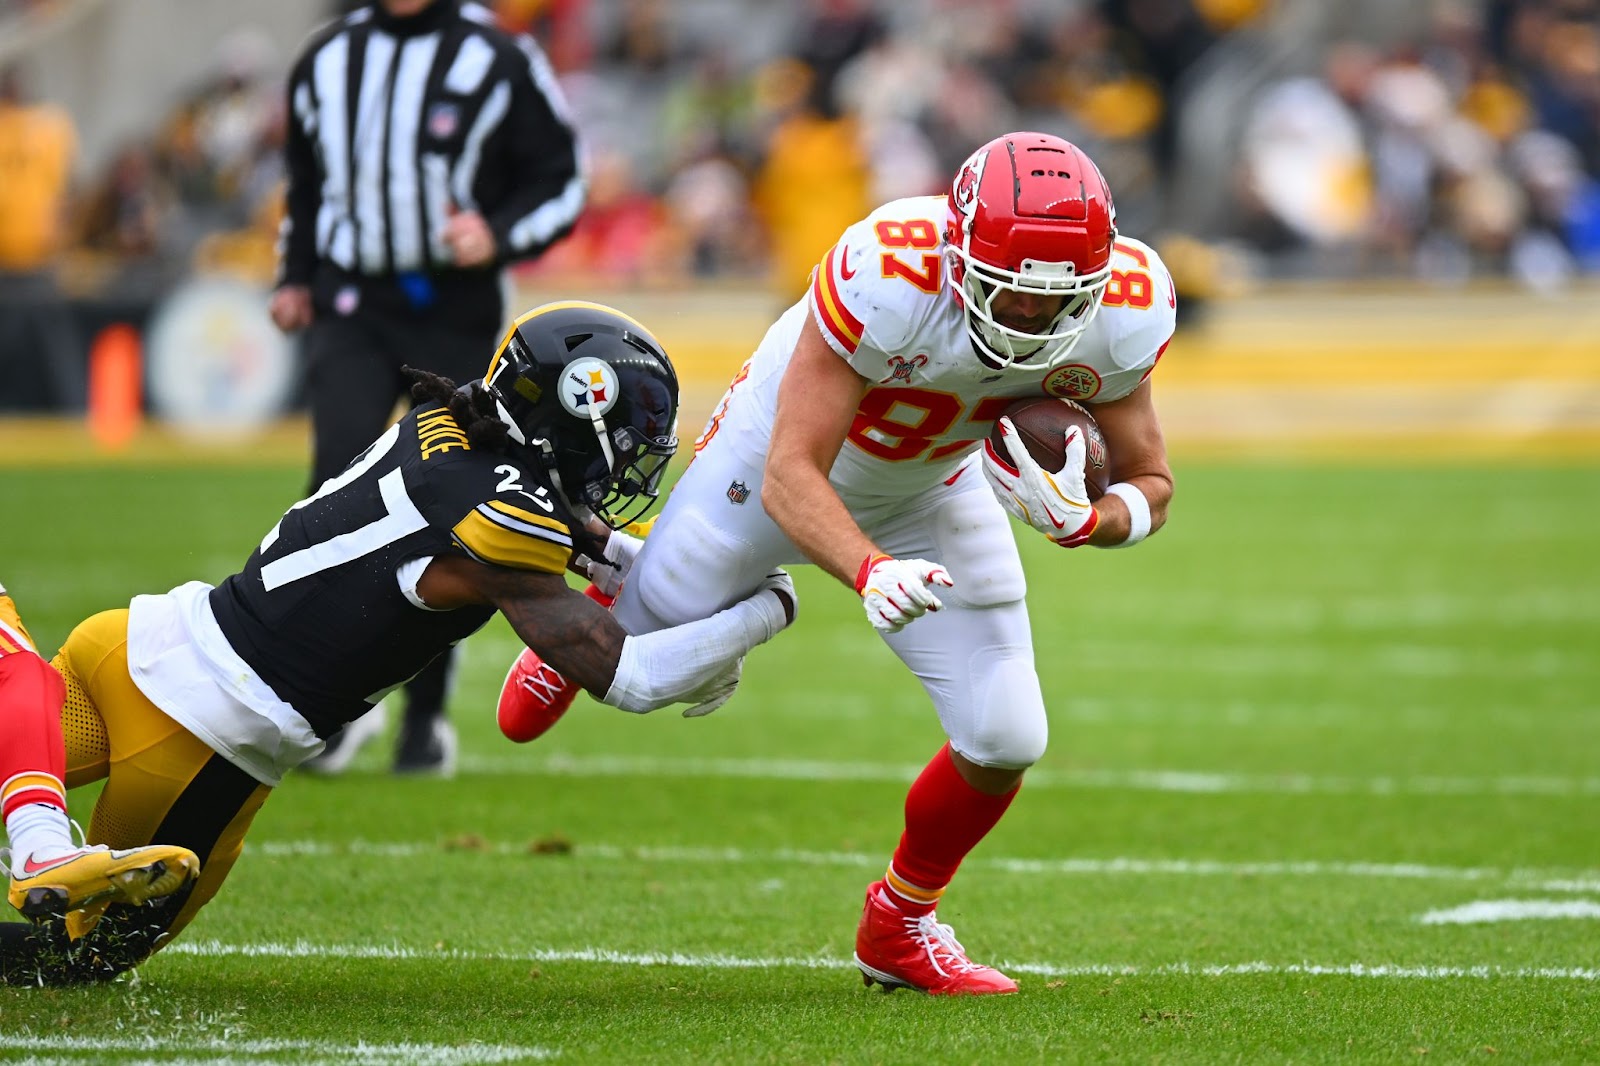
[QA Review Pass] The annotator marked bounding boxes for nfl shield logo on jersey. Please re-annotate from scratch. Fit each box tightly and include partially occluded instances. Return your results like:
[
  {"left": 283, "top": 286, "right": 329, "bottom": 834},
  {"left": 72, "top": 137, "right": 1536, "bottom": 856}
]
[
  {"left": 426, "top": 103, "right": 459, "bottom": 141},
  {"left": 726, "top": 479, "right": 750, "bottom": 505},
  {"left": 879, "top": 353, "right": 928, "bottom": 384}
]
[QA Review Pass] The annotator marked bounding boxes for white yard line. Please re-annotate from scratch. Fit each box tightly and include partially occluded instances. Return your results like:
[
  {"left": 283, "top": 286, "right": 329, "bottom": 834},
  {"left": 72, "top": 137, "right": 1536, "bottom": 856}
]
[
  {"left": 168, "top": 940, "right": 1600, "bottom": 981},
  {"left": 246, "top": 839, "right": 1600, "bottom": 893},
  {"left": 455, "top": 753, "right": 1600, "bottom": 797},
  {"left": 1418, "top": 900, "right": 1600, "bottom": 925},
  {"left": 0, "top": 1035, "right": 554, "bottom": 1064}
]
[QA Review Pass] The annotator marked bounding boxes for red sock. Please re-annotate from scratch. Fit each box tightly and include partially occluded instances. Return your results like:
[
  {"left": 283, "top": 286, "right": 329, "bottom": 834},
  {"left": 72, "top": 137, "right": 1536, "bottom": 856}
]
[
  {"left": 882, "top": 742, "right": 1019, "bottom": 915},
  {"left": 0, "top": 651, "right": 69, "bottom": 818}
]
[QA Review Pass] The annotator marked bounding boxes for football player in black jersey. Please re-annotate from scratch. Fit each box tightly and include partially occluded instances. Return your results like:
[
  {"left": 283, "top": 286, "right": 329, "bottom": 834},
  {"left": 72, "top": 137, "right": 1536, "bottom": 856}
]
[{"left": 1, "top": 302, "right": 796, "bottom": 985}]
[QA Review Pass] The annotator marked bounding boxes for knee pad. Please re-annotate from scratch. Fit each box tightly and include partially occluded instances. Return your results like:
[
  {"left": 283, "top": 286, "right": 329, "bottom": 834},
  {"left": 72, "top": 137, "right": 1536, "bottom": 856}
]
[
  {"left": 625, "top": 507, "right": 759, "bottom": 630},
  {"left": 931, "top": 488, "right": 1026, "bottom": 608},
  {"left": 952, "top": 650, "right": 1047, "bottom": 770}
]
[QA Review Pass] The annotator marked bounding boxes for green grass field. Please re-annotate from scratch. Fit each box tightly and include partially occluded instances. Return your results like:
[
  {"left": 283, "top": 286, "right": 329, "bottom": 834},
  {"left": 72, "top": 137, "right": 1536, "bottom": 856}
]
[{"left": 1, "top": 459, "right": 1598, "bottom": 1064}]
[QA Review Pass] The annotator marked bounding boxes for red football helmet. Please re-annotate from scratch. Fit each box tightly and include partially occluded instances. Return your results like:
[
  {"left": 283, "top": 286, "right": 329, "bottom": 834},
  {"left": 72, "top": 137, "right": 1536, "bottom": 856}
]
[{"left": 945, "top": 132, "right": 1118, "bottom": 370}]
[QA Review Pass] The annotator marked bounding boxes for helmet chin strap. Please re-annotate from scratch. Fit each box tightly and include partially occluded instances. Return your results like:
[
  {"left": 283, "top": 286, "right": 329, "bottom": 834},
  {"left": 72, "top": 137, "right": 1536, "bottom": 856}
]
[
  {"left": 588, "top": 409, "right": 616, "bottom": 474},
  {"left": 534, "top": 438, "right": 583, "bottom": 513}
]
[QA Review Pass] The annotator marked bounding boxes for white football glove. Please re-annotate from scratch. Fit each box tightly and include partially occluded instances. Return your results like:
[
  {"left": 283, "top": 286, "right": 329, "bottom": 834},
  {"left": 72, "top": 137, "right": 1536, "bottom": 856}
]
[
  {"left": 854, "top": 554, "right": 954, "bottom": 634},
  {"left": 680, "top": 657, "right": 742, "bottom": 718},
  {"left": 581, "top": 527, "right": 645, "bottom": 600},
  {"left": 981, "top": 417, "right": 1100, "bottom": 548}
]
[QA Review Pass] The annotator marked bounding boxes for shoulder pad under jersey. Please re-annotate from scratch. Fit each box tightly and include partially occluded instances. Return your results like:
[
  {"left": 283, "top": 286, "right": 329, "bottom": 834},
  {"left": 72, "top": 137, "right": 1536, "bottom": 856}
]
[
  {"left": 809, "top": 197, "right": 948, "bottom": 361},
  {"left": 1100, "top": 237, "right": 1178, "bottom": 390},
  {"left": 412, "top": 411, "right": 576, "bottom": 574},
  {"left": 450, "top": 473, "right": 575, "bottom": 574}
]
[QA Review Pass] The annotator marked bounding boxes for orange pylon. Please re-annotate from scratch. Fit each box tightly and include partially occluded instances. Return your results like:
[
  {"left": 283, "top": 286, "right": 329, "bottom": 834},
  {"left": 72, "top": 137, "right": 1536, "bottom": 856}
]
[{"left": 86, "top": 323, "right": 143, "bottom": 453}]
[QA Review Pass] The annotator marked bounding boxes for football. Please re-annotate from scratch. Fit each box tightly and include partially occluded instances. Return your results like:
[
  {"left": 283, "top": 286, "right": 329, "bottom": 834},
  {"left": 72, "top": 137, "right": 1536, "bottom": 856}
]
[{"left": 989, "top": 398, "right": 1111, "bottom": 501}]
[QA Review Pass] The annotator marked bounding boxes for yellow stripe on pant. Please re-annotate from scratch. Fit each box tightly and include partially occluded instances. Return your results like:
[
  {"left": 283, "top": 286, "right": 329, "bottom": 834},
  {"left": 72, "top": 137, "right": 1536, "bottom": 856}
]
[{"left": 50, "top": 609, "right": 271, "bottom": 948}]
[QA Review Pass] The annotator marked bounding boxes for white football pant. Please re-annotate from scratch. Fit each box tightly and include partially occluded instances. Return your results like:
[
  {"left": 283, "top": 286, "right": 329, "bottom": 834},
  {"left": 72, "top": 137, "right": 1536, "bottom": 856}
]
[{"left": 613, "top": 440, "right": 1048, "bottom": 769}]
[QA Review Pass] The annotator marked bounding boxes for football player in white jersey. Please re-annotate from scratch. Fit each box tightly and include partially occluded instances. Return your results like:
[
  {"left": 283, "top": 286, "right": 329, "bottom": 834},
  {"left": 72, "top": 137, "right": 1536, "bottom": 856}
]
[{"left": 499, "top": 133, "right": 1176, "bottom": 995}]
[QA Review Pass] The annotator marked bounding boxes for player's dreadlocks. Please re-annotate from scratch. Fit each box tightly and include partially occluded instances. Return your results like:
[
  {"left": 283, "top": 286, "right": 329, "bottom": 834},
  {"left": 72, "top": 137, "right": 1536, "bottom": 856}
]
[
  {"left": 406, "top": 365, "right": 612, "bottom": 563},
  {"left": 403, "top": 366, "right": 511, "bottom": 452}
]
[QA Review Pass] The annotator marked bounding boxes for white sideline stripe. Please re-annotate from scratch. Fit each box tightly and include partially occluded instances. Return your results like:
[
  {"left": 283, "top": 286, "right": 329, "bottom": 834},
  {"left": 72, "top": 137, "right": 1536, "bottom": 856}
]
[
  {"left": 457, "top": 753, "right": 1600, "bottom": 797},
  {"left": 246, "top": 840, "right": 1600, "bottom": 892},
  {"left": 168, "top": 940, "right": 1600, "bottom": 981},
  {"left": 1538, "top": 880, "right": 1600, "bottom": 893},
  {"left": 0, "top": 1034, "right": 554, "bottom": 1064},
  {"left": 1418, "top": 900, "right": 1600, "bottom": 925}
]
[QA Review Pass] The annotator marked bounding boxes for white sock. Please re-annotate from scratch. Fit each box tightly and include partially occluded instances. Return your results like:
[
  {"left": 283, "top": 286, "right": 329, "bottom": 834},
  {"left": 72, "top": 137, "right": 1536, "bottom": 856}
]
[{"left": 5, "top": 802, "right": 75, "bottom": 866}]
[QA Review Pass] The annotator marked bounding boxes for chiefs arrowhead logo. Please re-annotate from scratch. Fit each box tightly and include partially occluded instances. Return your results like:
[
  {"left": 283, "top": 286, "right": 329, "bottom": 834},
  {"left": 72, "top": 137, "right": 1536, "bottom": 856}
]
[{"left": 952, "top": 148, "right": 987, "bottom": 219}]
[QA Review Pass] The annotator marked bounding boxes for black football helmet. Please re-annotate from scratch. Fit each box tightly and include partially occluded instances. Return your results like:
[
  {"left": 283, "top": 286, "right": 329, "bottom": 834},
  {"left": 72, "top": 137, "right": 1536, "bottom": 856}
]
[{"left": 483, "top": 301, "right": 679, "bottom": 529}]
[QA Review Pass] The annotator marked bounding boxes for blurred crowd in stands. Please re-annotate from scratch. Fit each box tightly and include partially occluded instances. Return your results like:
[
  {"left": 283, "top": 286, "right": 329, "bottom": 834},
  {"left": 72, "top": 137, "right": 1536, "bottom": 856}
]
[
  {"left": 1234, "top": 0, "right": 1600, "bottom": 286},
  {"left": 1, "top": 0, "right": 1598, "bottom": 347}
]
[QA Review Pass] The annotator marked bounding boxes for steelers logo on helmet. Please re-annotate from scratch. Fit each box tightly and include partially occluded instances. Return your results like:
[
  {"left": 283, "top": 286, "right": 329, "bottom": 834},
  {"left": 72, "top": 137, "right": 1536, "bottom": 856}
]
[
  {"left": 559, "top": 357, "right": 621, "bottom": 419},
  {"left": 482, "top": 301, "right": 680, "bottom": 531}
]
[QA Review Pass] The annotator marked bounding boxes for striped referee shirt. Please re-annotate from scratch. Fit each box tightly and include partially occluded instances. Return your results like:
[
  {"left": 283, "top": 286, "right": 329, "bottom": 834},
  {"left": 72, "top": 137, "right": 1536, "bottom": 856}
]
[{"left": 277, "top": 0, "right": 583, "bottom": 286}]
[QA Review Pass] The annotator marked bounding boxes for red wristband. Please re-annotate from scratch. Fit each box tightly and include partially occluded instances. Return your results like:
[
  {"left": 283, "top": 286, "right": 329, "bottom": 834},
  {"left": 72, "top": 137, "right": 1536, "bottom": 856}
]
[{"left": 854, "top": 552, "right": 892, "bottom": 594}]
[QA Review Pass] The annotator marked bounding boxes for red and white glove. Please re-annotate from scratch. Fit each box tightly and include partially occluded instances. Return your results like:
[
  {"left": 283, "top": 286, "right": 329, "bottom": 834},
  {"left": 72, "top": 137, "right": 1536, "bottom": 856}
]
[
  {"left": 854, "top": 553, "right": 953, "bottom": 634},
  {"left": 982, "top": 417, "right": 1100, "bottom": 547}
]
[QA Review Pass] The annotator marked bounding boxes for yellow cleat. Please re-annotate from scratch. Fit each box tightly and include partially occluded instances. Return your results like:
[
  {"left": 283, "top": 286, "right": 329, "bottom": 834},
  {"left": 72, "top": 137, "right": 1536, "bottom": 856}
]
[{"left": 4, "top": 843, "right": 200, "bottom": 920}]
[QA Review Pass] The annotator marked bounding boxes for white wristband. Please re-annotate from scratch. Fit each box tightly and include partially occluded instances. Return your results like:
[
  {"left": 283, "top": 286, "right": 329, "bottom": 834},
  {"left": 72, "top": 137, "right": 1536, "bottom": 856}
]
[{"left": 1105, "top": 482, "right": 1151, "bottom": 547}]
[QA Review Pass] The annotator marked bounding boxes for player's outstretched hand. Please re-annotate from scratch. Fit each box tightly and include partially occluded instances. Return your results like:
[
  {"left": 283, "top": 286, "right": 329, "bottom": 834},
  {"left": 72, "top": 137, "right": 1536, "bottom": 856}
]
[
  {"left": 681, "top": 658, "right": 742, "bottom": 718},
  {"left": 855, "top": 554, "right": 953, "bottom": 634},
  {"left": 982, "top": 417, "right": 1099, "bottom": 548}
]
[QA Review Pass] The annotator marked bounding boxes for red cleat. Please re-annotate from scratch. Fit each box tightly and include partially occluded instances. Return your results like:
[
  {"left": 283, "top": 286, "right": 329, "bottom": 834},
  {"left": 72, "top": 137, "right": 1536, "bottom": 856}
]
[
  {"left": 497, "top": 584, "right": 612, "bottom": 743},
  {"left": 497, "top": 647, "right": 581, "bottom": 743},
  {"left": 853, "top": 881, "right": 1019, "bottom": 996}
]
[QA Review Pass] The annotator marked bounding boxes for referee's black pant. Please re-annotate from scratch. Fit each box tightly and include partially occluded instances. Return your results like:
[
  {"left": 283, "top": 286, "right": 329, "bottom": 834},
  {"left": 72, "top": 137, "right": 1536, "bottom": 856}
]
[{"left": 303, "top": 268, "right": 505, "bottom": 748}]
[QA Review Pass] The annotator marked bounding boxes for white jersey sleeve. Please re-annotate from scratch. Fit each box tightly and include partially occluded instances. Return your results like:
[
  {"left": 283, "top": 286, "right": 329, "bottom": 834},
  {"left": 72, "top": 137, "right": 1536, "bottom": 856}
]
[
  {"left": 1087, "top": 237, "right": 1178, "bottom": 403},
  {"left": 807, "top": 197, "right": 948, "bottom": 375}
]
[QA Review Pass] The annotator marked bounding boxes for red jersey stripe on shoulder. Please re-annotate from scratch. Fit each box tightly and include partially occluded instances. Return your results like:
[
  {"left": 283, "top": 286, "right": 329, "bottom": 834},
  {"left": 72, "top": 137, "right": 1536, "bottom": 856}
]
[
  {"left": 823, "top": 248, "right": 864, "bottom": 334},
  {"left": 1114, "top": 239, "right": 1149, "bottom": 267},
  {"left": 812, "top": 247, "right": 863, "bottom": 352},
  {"left": 809, "top": 270, "right": 856, "bottom": 353},
  {"left": 0, "top": 613, "right": 35, "bottom": 656}
]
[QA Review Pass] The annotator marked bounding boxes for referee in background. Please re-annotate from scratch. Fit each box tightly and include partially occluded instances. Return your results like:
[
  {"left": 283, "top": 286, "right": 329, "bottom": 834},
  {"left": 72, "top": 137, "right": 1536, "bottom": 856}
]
[{"left": 269, "top": 0, "right": 583, "bottom": 777}]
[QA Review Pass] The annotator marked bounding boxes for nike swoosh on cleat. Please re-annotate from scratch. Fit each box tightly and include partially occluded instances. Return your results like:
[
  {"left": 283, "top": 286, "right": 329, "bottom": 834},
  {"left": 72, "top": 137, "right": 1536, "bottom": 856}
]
[{"left": 20, "top": 855, "right": 70, "bottom": 875}]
